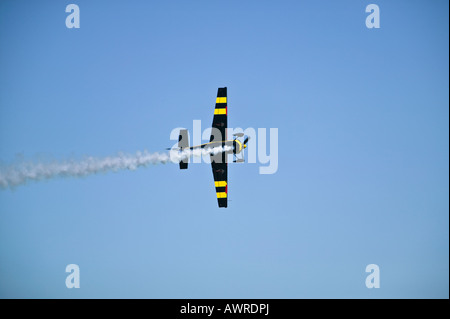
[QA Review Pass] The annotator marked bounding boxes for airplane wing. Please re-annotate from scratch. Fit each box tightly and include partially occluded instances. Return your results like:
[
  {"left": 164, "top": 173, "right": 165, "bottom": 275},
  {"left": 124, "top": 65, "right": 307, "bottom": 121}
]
[
  {"left": 210, "top": 87, "right": 227, "bottom": 143},
  {"left": 211, "top": 161, "right": 227, "bottom": 208},
  {"left": 210, "top": 87, "right": 228, "bottom": 208}
]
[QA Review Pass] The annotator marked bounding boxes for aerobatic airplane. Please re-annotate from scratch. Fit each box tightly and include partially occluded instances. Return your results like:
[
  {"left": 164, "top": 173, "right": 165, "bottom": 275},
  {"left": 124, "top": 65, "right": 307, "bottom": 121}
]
[{"left": 176, "top": 87, "right": 249, "bottom": 208}]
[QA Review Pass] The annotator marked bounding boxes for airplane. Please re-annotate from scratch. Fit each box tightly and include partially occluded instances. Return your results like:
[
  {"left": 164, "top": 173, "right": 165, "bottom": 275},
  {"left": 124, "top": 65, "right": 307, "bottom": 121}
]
[{"left": 176, "top": 87, "right": 249, "bottom": 208}]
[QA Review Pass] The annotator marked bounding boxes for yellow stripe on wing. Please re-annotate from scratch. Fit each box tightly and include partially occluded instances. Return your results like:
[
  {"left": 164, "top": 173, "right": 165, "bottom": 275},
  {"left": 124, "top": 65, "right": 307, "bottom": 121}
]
[
  {"left": 214, "top": 108, "right": 227, "bottom": 115},
  {"left": 216, "top": 97, "right": 227, "bottom": 104},
  {"left": 216, "top": 192, "right": 227, "bottom": 198},
  {"left": 215, "top": 181, "right": 227, "bottom": 187}
]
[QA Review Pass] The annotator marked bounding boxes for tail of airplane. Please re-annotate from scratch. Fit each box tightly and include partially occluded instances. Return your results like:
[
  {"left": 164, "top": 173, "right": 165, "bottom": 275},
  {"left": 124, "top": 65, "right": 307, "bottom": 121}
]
[{"left": 178, "top": 129, "right": 189, "bottom": 169}]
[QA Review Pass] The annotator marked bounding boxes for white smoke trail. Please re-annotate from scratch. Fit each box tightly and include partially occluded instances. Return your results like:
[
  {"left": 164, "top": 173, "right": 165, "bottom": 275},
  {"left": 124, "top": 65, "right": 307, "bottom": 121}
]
[{"left": 0, "top": 146, "right": 232, "bottom": 189}]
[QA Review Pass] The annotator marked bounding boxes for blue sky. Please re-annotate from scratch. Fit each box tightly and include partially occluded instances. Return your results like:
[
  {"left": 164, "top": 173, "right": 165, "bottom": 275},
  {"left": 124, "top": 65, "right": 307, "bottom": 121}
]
[{"left": 0, "top": 0, "right": 448, "bottom": 298}]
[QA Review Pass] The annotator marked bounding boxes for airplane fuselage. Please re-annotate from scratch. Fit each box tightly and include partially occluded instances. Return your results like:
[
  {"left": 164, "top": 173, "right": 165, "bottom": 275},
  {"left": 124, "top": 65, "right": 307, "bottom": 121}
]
[{"left": 189, "top": 139, "right": 244, "bottom": 154}]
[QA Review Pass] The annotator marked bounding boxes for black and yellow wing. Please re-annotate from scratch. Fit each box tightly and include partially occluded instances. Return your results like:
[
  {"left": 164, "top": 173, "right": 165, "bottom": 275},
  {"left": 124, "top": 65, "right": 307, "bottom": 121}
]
[
  {"left": 212, "top": 162, "right": 227, "bottom": 208},
  {"left": 210, "top": 87, "right": 227, "bottom": 143},
  {"left": 210, "top": 87, "right": 228, "bottom": 208}
]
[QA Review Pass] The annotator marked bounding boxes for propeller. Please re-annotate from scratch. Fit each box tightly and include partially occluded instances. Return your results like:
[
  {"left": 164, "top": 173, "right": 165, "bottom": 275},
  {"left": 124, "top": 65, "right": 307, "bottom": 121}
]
[{"left": 241, "top": 136, "right": 250, "bottom": 152}]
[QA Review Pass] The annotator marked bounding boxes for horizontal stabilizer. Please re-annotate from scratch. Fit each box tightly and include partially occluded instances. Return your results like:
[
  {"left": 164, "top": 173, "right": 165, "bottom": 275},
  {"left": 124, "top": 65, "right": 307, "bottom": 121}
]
[{"left": 178, "top": 129, "right": 189, "bottom": 170}]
